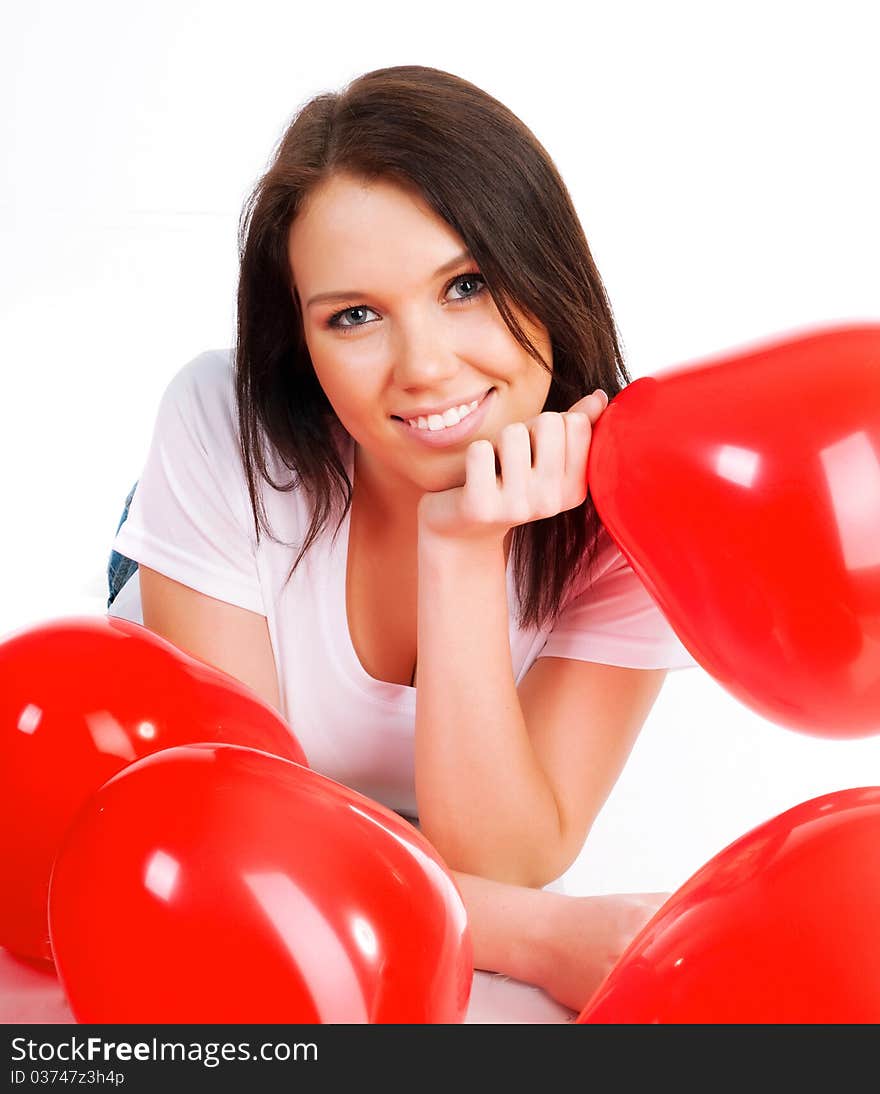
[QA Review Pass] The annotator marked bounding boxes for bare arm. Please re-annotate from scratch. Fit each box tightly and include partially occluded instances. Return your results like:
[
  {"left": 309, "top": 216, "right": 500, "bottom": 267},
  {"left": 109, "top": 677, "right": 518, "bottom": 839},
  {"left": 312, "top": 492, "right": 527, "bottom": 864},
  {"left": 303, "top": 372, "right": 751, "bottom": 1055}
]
[
  {"left": 414, "top": 394, "right": 669, "bottom": 887},
  {"left": 138, "top": 564, "right": 282, "bottom": 714},
  {"left": 135, "top": 561, "right": 664, "bottom": 1006},
  {"left": 135, "top": 564, "right": 551, "bottom": 982},
  {"left": 415, "top": 530, "right": 667, "bottom": 887}
]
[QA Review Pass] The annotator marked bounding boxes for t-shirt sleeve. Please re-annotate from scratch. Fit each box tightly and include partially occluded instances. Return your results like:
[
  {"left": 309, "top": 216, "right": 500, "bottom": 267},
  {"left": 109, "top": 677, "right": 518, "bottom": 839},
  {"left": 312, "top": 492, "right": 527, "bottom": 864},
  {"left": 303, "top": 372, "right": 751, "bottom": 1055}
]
[
  {"left": 110, "top": 351, "right": 265, "bottom": 615},
  {"left": 537, "top": 530, "right": 698, "bottom": 671}
]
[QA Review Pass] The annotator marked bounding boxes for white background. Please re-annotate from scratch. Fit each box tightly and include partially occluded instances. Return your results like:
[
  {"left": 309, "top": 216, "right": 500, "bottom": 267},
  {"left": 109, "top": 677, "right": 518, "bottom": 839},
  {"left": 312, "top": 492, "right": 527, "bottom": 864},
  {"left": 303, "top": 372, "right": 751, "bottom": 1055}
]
[{"left": 2, "top": 0, "right": 878, "bottom": 897}]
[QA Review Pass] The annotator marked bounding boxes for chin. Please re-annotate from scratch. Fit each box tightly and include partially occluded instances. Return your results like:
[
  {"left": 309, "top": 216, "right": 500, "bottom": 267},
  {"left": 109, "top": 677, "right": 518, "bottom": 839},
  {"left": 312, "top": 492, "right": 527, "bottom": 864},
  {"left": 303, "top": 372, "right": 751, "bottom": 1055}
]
[
  {"left": 411, "top": 460, "right": 468, "bottom": 495},
  {"left": 415, "top": 473, "right": 466, "bottom": 495}
]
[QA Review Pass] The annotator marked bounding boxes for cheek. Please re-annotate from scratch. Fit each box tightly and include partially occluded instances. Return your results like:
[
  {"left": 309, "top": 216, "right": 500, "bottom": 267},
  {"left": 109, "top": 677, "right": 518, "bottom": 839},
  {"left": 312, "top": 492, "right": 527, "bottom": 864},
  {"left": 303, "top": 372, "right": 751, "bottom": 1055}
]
[
  {"left": 513, "top": 353, "right": 553, "bottom": 406},
  {"left": 317, "top": 378, "right": 390, "bottom": 450},
  {"left": 493, "top": 319, "right": 551, "bottom": 382},
  {"left": 308, "top": 330, "right": 387, "bottom": 397},
  {"left": 310, "top": 350, "right": 369, "bottom": 414},
  {"left": 466, "top": 320, "right": 521, "bottom": 368},
  {"left": 504, "top": 373, "right": 551, "bottom": 424},
  {"left": 323, "top": 384, "right": 371, "bottom": 429}
]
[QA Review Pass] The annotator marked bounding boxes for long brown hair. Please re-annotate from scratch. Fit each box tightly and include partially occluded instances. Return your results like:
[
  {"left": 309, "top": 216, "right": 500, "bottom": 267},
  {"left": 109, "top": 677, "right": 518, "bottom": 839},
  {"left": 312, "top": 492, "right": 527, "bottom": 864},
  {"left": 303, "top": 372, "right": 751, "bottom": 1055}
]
[{"left": 235, "top": 64, "right": 632, "bottom": 629}]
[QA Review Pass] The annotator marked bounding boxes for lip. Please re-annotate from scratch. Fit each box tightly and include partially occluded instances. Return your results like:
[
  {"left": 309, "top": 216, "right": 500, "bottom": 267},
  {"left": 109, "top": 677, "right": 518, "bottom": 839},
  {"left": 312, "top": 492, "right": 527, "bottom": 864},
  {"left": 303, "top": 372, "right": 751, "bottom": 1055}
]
[
  {"left": 392, "top": 388, "right": 495, "bottom": 449},
  {"left": 393, "top": 388, "right": 492, "bottom": 420}
]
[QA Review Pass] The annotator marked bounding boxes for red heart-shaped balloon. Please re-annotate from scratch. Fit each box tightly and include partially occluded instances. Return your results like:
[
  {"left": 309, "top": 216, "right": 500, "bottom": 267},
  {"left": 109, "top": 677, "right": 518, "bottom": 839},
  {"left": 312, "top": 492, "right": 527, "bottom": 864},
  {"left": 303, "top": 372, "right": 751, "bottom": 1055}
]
[
  {"left": 577, "top": 786, "right": 880, "bottom": 1023},
  {"left": 48, "top": 743, "right": 472, "bottom": 1023},
  {"left": 0, "top": 614, "right": 308, "bottom": 963},
  {"left": 588, "top": 323, "right": 880, "bottom": 737}
]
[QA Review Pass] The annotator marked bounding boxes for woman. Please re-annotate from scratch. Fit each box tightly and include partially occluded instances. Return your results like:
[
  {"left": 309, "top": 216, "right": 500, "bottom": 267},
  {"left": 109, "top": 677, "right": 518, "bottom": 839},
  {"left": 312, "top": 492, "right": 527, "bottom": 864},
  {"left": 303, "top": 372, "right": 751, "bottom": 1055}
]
[{"left": 107, "top": 64, "right": 696, "bottom": 1015}]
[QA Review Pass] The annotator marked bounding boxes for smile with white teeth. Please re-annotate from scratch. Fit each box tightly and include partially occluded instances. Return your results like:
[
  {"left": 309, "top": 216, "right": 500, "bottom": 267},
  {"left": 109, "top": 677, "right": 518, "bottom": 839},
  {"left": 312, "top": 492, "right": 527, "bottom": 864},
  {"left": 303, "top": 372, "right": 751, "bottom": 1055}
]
[{"left": 404, "top": 397, "right": 482, "bottom": 432}]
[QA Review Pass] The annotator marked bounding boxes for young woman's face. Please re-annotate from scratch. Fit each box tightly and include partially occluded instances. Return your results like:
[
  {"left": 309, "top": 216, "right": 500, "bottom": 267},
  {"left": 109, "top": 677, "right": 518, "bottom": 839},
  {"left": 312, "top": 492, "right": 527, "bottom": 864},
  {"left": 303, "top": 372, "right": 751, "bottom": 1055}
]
[{"left": 288, "top": 173, "right": 553, "bottom": 497}]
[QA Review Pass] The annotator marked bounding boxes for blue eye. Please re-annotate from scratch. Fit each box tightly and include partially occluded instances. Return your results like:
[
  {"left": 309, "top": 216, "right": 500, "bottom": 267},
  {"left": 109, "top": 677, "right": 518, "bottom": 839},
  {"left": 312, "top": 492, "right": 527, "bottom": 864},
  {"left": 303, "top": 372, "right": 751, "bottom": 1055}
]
[
  {"left": 447, "top": 273, "right": 486, "bottom": 302},
  {"left": 326, "top": 272, "right": 487, "bottom": 335},
  {"left": 327, "top": 304, "right": 375, "bottom": 333}
]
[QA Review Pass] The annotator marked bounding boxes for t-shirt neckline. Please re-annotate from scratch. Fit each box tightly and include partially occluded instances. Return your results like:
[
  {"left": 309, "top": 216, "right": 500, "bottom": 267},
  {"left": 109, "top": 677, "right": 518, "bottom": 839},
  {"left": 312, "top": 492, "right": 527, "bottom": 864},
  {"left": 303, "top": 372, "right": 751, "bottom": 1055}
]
[{"left": 327, "top": 432, "right": 515, "bottom": 699}]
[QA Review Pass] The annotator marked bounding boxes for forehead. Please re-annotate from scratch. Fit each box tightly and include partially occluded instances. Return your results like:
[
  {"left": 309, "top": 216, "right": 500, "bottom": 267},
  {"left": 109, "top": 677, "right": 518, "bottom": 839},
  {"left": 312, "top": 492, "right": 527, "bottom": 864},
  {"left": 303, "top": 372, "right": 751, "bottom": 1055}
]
[{"left": 287, "top": 174, "right": 465, "bottom": 287}]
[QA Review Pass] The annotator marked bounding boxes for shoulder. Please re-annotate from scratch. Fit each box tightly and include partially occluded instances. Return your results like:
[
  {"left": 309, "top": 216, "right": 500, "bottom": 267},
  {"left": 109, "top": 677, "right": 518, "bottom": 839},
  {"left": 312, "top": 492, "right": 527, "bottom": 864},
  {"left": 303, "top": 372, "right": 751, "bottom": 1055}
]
[
  {"left": 150, "top": 348, "right": 244, "bottom": 461},
  {"left": 541, "top": 523, "right": 699, "bottom": 671},
  {"left": 164, "top": 347, "right": 235, "bottom": 418},
  {"left": 560, "top": 523, "right": 629, "bottom": 606},
  {"left": 557, "top": 522, "right": 654, "bottom": 617},
  {"left": 165, "top": 348, "right": 352, "bottom": 465}
]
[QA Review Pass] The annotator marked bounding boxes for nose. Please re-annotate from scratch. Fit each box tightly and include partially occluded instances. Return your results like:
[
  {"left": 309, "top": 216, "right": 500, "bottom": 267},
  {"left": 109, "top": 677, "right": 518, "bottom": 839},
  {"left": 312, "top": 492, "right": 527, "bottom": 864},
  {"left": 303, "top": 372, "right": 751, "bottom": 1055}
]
[{"left": 391, "top": 316, "right": 461, "bottom": 390}]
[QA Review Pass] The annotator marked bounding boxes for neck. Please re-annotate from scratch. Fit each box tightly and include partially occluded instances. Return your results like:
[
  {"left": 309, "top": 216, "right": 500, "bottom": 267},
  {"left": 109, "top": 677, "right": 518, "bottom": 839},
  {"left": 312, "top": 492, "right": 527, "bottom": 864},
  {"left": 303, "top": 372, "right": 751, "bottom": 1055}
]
[
  {"left": 352, "top": 443, "right": 423, "bottom": 528},
  {"left": 351, "top": 442, "right": 514, "bottom": 563}
]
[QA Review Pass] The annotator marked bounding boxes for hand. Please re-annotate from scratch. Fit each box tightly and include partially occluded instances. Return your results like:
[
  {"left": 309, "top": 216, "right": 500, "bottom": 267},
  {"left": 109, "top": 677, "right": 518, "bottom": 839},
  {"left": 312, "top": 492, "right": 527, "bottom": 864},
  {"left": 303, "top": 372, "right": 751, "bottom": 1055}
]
[
  {"left": 536, "top": 890, "right": 671, "bottom": 1014},
  {"left": 417, "top": 389, "right": 609, "bottom": 544}
]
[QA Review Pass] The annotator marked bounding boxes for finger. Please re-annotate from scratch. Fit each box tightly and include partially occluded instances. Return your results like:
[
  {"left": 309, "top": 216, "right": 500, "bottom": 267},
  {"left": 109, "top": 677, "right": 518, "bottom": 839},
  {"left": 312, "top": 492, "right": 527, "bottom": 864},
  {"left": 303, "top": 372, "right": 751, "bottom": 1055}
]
[
  {"left": 561, "top": 410, "right": 590, "bottom": 508},
  {"left": 529, "top": 411, "right": 566, "bottom": 484},
  {"left": 496, "top": 420, "right": 532, "bottom": 496},
  {"left": 568, "top": 388, "right": 608, "bottom": 423},
  {"left": 465, "top": 438, "right": 498, "bottom": 495}
]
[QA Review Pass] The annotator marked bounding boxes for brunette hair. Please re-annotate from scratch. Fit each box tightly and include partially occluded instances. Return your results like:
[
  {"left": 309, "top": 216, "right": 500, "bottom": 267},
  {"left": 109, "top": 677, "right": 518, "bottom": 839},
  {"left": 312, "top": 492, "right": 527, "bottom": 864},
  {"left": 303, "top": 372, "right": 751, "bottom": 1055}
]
[{"left": 235, "top": 64, "right": 632, "bottom": 629}]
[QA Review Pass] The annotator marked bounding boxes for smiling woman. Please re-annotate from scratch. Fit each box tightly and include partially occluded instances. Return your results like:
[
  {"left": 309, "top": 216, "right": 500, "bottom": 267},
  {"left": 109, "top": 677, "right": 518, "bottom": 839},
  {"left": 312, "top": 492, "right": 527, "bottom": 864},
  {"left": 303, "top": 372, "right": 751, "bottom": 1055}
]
[
  {"left": 288, "top": 172, "right": 555, "bottom": 501},
  {"left": 106, "top": 63, "right": 697, "bottom": 1018}
]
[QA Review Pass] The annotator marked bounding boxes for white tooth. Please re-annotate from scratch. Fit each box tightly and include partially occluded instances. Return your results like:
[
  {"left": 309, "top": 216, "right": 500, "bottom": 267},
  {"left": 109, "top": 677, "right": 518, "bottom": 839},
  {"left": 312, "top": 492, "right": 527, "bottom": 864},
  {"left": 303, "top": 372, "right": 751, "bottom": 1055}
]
[{"left": 407, "top": 397, "right": 482, "bottom": 431}]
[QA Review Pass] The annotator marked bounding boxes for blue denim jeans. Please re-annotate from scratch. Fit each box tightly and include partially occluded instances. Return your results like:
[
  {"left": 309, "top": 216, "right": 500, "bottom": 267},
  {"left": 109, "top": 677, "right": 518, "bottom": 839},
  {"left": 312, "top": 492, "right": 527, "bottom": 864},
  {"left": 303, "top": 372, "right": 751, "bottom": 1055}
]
[{"left": 106, "top": 480, "right": 139, "bottom": 608}]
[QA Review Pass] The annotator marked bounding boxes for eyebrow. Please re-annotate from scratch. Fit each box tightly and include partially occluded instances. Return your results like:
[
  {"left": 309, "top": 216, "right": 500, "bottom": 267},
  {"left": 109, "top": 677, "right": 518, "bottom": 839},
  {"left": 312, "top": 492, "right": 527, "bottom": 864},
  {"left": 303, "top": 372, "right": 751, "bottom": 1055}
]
[{"left": 305, "top": 249, "right": 473, "bottom": 308}]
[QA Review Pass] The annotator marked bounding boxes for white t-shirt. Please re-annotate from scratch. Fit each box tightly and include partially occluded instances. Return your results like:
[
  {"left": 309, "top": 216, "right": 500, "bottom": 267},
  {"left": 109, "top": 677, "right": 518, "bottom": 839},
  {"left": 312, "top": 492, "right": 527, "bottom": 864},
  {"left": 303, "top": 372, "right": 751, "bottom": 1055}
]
[{"left": 109, "top": 349, "right": 698, "bottom": 820}]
